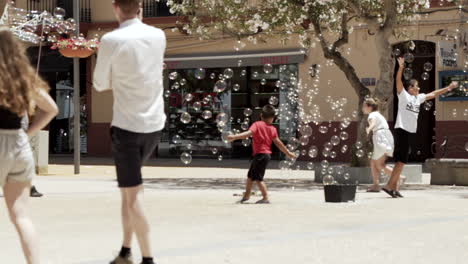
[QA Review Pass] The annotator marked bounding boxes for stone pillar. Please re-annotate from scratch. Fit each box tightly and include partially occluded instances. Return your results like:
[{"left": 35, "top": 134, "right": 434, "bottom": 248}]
[{"left": 30, "top": 130, "right": 49, "bottom": 175}]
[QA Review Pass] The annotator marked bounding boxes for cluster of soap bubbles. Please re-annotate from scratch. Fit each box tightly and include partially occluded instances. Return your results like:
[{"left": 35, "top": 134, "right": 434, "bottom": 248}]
[
  {"left": 2, "top": 2, "right": 77, "bottom": 44},
  {"left": 170, "top": 63, "right": 298, "bottom": 165}
]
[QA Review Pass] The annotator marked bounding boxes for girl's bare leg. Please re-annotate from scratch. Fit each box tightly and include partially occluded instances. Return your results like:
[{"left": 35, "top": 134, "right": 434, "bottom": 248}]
[{"left": 4, "top": 181, "right": 40, "bottom": 264}]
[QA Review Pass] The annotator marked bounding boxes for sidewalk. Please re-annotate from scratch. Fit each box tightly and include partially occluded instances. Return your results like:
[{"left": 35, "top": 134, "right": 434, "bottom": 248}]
[{"left": 1, "top": 173, "right": 467, "bottom": 264}]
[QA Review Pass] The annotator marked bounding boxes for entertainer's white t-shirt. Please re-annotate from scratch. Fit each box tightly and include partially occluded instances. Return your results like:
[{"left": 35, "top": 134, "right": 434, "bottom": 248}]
[{"left": 394, "top": 89, "right": 426, "bottom": 133}]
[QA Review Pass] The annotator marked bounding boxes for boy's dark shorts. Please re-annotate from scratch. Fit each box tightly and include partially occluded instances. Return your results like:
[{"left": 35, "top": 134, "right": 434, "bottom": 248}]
[
  {"left": 111, "top": 126, "right": 162, "bottom": 188},
  {"left": 248, "top": 154, "right": 271, "bottom": 182},
  {"left": 393, "top": 128, "right": 413, "bottom": 164}
]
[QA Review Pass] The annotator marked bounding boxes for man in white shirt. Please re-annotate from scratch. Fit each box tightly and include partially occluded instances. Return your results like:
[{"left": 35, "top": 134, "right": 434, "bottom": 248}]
[
  {"left": 93, "top": 1, "right": 166, "bottom": 263},
  {"left": 383, "top": 57, "right": 458, "bottom": 198}
]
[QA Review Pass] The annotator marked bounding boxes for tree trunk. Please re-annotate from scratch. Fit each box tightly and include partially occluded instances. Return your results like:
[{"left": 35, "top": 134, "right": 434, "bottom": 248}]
[{"left": 373, "top": 30, "right": 396, "bottom": 113}]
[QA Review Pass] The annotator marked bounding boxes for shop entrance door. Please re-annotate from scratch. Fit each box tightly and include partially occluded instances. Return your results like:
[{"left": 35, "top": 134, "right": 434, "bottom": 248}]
[{"left": 392, "top": 41, "right": 436, "bottom": 162}]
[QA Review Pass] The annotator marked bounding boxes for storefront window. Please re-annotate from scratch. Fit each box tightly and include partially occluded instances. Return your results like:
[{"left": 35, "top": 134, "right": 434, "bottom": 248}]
[{"left": 162, "top": 64, "right": 298, "bottom": 159}]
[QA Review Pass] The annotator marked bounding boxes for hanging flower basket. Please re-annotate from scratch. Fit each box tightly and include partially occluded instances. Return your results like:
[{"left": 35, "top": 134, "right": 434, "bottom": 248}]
[
  {"left": 51, "top": 36, "right": 99, "bottom": 58},
  {"left": 59, "top": 48, "right": 95, "bottom": 58}
]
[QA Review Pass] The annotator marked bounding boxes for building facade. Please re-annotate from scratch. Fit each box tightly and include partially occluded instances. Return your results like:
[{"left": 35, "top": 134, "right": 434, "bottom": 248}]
[{"left": 3, "top": 0, "right": 467, "bottom": 161}]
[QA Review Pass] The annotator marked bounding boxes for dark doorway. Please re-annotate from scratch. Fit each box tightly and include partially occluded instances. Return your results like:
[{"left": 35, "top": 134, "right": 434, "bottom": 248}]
[
  {"left": 27, "top": 47, "right": 87, "bottom": 154},
  {"left": 392, "top": 41, "right": 436, "bottom": 162}
]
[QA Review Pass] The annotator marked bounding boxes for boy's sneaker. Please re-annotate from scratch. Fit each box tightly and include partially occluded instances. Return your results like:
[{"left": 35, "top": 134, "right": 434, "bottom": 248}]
[
  {"left": 255, "top": 199, "right": 270, "bottom": 204},
  {"left": 110, "top": 255, "right": 133, "bottom": 264}
]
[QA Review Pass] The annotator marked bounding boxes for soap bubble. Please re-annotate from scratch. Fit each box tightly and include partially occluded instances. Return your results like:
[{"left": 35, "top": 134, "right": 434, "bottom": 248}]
[
  {"left": 355, "top": 141, "right": 363, "bottom": 149},
  {"left": 194, "top": 68, "right": 206, "bottom": 79},
  {"left": 300, "top": 126, "right": 313, "bottom": 137},
  {"left": 279, "top": 160, "right": 290, "bottom": 170},
  {"left": 356, "top": 149, "right": 364, "bottom": 158},
  {"left": 203, "top": 95, "right": 212, "bottom": 105},
  {"left": 214, "top": 80, "right": 227, "bottom": 92},
  {"left": 287, "top": 137, "right": 300, "bottom": 151},
  {"left": 218, "top": 155, "right": 223, "bottom": 161},
  {"left": 341, "top": 145, "right": 348, "bottom": 153},
  {"left": 210, "top": 73, "right": 216, "bottom": 79},
  {"left": 202, "top": 110, "right": 213, "bottom": 120},
  {"left": 264, "top": 64, "right": 273, "bottom": 74},
  {"left": 241, "top": 69, "right": 247, "bottom": 76},
  {"left": 261, "top": 79, "right": 267, "bottom": 86},
  {"left": 252, "top": 71, "right": 259, "bottom": 78},
  {"left": 53, "top": 7, "right": 66, "bottom": 19},
  {"left": 319, "top": 126, "right": 328, "bottom": 134},
  {"left": 216, "top": 113, "right": 229, "bottom": 125},
  {"left": 193, "top": 101, "right": 202, "bottom": 111},
  {"left": 242, "top": 138, "right": 251, "bottom": 147},
  {"left": 172, "top": 134, "right": 182, "bottom": 144},
  {"left": 343, "top": 173, "right": 351, "bottom": 180},
  {"left": 335, "top": 166, "right": 345, "bottom": 175},
  {"left": 244, "top": 108, "right": 253, "bottom": 116},
  {"left": 169, "top": 72, "right": 178, "bottom": 80},
  {"left": 323, "top": 175, "right": 335, "bottom": 185},
  {"left": 421, "top": 72, "right": 430, "bottom": 81},
  {"left": 234, "top": 40, "right": 246, "bottom": 51},
  {"left": 180, "top": 112, "right": 191, "bottom": 124},
  {"left": 404, "top": 53, "right": 414, "bottom": 63},
  {"left": 331, "top": 135, "right": 340, "bottom": 146},
  {"left": 308, "top": 146, "right": 318, "bottom": 158},
  {"left": 211, "top": 148, "right": 218, "bottom": 155},
  {"left": 340, "top": 131, "right": 349, "bottom": 141},
  {"left": 321, "top": 160, "right": 329, "bottom": 168},
  {"left": 324, "top": 142, "right": 333, "bottom": 151},
  {"left": 180, "top": 152, "right": 192, "bottom": 165},
  {"left": 424, "top": 62, "right": 433, "bottom": 72},
  {"left": 403, "top": 68, "right": 413, "bottom": 80},
  {"left": 330, "top": 151, "right": 337, "bottom": 159},
  {"left": 423, "top": 101, "right": 433, "bottom": 111},
  {"left": 233, "top": 83, "right": 241, "bottom": 92},
  {"left": 269, "top": 96, "right": 279, "bottom": 105},
  {"left": 306, "top": 162, "right": 315, "bottom": 170},
  {"left": 180, "top": 78, "right": 187, "bottom": 86},
  {"left": 185, "top": 93, "right": 194, "bottom": 102},
  {"left": 299, "top": 136, "right": 309, "bottom": 146},
  {"left": 164, "top": 90, "right": 171, "bottom": 98},
  {"left": 241, "top": 122, "right": 250, "bottom": 131},
  {"left": 223, "top": 68, "right": 234, "bottom": 79},
  {"left": 221, "top": 131, "right": 233, "bottom": 144}
]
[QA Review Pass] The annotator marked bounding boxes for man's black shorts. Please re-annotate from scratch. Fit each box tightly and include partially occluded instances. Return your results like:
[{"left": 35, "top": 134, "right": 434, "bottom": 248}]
[
  {"left": 111, "top": 126, "right": 162, "bottom": 188},
  {"left": 247, "top": 154, "right": 271, "bottom": 182},
  {"left": 393, "top": 128, "right": 412, "bottom": 164}
]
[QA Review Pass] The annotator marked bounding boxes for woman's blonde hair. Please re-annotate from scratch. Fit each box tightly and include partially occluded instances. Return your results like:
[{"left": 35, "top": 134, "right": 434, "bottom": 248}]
[
  {"left": 364, "top": 97, "right": 379, "bottom": 112},
  {"left": 0, "top": 27, "right": 49, "bottom": 116}
]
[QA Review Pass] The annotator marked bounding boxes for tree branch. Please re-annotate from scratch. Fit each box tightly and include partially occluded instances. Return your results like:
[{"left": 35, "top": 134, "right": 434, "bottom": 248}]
[
  {"left": 333, "top": 12, "right": 349, "bottom": 49},
  {"left": 311, "top": 18, "right": 370, "bottom": 99}
]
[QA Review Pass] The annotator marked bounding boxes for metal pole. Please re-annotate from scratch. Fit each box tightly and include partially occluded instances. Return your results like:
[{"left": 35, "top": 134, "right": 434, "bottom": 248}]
[{"left": 73, "top": 0, "right": 80, "bottom": 174}]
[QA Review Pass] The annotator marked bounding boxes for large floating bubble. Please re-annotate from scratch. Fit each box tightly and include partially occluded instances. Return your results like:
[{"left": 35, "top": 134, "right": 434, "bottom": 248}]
[
  {"left": 180, "top": 112, "right": 191, "bottom": 124},
  {"left": 223, "top": 68, "right": 234, "bottom": 79},
  {"left": 194, "top": 68, "right": 206, "bottom": 80},
  {"left": 323, "top": 175, "right": 335, "bottom": 185},
  {"left": 214, "top": 80, "right": 227, "bottom": 92},
  {"left": 180, "top": 152, "right": 192, "bottom": 165}
]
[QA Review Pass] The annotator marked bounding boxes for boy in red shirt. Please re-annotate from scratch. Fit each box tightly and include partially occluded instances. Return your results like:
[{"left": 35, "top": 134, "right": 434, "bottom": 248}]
[{"left": 228, "top": 105, "right": 296, "bottom": 204}]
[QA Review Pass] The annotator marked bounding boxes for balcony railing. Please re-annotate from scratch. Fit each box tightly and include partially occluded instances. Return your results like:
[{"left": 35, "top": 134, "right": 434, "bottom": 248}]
[
  {"left": 26, "top": 0, "right": 91, "bottom": 23},
  {"left": 142, "top": 0, "right": 175, "bottom": 18}
]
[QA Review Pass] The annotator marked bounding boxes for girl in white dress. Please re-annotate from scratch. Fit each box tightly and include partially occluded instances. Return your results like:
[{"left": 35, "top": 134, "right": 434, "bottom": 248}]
[{"left": 362, "top": 98, "right": 395, "bottom": 192}]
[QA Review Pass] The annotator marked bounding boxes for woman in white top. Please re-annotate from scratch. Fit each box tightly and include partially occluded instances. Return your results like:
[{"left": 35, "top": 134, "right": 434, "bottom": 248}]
[{"left": 362, "top": 98, "right": 395, "bottom": 192}]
